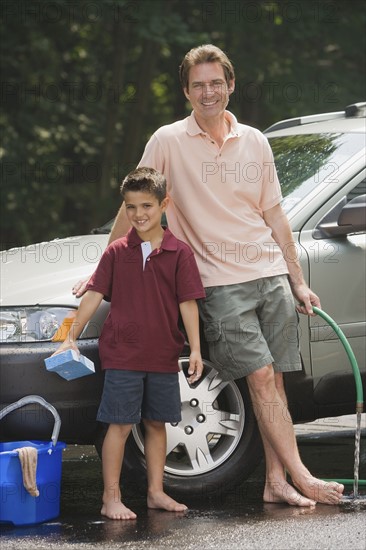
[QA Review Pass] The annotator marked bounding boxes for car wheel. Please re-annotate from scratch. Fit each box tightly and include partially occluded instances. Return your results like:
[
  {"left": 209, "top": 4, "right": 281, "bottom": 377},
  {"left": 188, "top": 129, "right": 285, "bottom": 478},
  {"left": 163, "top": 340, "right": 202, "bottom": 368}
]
[{"left": 123, "top": 358, "right": 263, "bottom": 498}]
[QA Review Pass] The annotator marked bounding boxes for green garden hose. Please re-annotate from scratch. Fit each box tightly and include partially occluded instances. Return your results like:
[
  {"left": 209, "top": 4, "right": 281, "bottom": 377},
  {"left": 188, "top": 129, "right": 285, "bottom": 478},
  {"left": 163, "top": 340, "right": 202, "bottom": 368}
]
[
  {"left": 311, "top": 306, "right": 365, "bottom": 492},
  {"left": 312, "top": 306, "right": 364, "bottom": 412},
  {"left": 321, "top": 479, "right": 366, "bottom": 486}
]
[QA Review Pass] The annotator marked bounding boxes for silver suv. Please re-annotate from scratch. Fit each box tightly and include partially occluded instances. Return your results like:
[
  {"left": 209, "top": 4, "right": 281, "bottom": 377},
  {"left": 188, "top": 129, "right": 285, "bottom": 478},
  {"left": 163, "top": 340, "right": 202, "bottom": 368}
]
[{"left": 1, "top": 103, "right": 365, "bottom": 498}]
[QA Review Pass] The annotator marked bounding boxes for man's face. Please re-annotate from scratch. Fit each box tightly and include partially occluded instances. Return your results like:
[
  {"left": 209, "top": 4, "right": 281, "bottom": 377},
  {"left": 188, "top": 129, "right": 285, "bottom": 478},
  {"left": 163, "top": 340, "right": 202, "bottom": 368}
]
[{"left": 184, "top": 62, "right": 234, "bottom": 121}]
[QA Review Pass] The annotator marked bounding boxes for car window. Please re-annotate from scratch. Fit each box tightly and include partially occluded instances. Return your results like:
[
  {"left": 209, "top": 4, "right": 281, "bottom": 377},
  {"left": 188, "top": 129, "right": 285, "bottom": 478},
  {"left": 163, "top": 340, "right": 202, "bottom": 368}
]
[
  {"left": 269, "top": 133, "right": 366, "bottom": 213},
  {"left": 346, "top": 178, "right": 366, "bottom": 202}
]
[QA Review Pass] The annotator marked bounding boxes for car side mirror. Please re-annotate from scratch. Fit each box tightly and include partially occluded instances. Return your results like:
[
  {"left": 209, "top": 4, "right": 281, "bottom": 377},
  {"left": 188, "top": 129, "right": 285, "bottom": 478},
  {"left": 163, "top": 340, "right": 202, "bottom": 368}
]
[{"left": 313, "top": 194, "right": 366, "bottom": 239}]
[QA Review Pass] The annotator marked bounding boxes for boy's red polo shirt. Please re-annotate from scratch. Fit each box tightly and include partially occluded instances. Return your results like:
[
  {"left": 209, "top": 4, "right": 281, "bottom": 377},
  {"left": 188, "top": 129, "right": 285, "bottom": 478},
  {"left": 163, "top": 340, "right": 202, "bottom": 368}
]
[{"left": 86, "top": 227, "right": 205, "bottom": 373}]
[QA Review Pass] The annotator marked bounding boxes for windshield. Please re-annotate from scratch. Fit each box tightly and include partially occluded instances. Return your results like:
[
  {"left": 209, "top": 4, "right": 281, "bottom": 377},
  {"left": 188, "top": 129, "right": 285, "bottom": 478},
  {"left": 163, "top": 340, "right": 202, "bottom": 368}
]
[{"left": 269, "top": 133, "right": 365, "bottom": 213}]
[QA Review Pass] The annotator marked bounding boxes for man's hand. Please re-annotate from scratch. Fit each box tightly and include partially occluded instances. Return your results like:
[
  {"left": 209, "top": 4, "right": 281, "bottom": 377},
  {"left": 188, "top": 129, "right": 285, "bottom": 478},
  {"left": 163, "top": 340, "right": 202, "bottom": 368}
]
[
  {"left": 72, "top": 278, "right": 90, "bottom": 298},
  {"left": 187, "top": 351, "right": 203, "bottom": 384},
  {"left": 291, "top": 282, "right": 321, "bottom": 316}
]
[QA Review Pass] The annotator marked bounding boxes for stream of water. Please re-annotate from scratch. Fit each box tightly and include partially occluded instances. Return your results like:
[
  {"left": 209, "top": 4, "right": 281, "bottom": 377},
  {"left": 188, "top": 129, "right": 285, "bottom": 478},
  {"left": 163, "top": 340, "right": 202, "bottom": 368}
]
[{"left": 353, "top": 411, "right": 362, "bottom": 498}]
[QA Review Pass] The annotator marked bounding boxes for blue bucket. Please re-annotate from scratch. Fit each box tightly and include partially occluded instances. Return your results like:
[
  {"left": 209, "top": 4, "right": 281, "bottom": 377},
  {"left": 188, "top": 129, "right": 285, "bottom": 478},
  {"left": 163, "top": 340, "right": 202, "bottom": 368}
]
[{"left": 0, "top": 396, "right": 66, "bottom": 526}]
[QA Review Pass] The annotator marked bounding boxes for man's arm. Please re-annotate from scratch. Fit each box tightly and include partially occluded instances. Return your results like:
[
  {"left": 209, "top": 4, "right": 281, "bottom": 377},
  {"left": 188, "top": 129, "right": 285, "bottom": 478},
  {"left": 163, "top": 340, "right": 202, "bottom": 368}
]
[
  {"left": 263, "top": 203, "right": 321, "bottom": 315},
  {"left": 73, "top": 204, "right": 130, "bottom": 297},
  {"left": 179, "top": 300, "right": 203, "bottom": 383},
  {"left": 109, "top": 136, "right": 164, "bottom": 244},
  {"left": 73, "top": 135, "right": 162, "bottom": 297},
  {"left": 108, "top": 202, "right": 131, "bottom": 245}
]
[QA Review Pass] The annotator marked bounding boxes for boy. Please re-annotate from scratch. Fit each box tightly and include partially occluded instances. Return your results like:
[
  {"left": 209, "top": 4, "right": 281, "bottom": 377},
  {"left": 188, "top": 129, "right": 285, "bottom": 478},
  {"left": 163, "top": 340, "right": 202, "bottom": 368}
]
[{"left": 54, "top": 167, "right": 205, "bottom": 519}]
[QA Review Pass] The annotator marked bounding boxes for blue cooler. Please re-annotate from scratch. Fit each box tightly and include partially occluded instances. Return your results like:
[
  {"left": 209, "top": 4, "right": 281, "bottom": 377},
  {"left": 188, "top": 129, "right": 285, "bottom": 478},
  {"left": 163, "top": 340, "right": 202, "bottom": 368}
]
[{"left": 0, "top": 395, "right": 66, "bottom": 526}]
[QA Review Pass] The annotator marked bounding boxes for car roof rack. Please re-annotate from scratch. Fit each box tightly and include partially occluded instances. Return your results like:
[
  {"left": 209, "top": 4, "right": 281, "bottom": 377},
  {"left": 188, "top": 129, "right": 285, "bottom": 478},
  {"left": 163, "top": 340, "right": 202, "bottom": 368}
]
[
  {"left": 264, "top": 102, "right": 366, "bottom": 132},
  {"left": 345, "top": 102, "right": 366, "bottom": 117}
]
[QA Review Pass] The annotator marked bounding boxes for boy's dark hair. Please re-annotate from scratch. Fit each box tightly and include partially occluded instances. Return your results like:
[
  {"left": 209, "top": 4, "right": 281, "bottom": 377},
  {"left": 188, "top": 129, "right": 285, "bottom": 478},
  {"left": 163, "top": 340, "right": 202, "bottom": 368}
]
[
  {"left": 179, "top": 44, "right": 235, "bottom": 91},
  {"left": 120, "top": 167, "right": 167, "bottom": 203}
]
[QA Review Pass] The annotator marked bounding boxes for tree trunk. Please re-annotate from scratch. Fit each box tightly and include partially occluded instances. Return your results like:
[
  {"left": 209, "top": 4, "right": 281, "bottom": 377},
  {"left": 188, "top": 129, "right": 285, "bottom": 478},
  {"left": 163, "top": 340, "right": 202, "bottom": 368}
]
[
  {"left": 120, "top": 39, "right": 160, "bottom": 171},
  {"left": 98, "top": 20, "right": 130, "bottom": 203}
]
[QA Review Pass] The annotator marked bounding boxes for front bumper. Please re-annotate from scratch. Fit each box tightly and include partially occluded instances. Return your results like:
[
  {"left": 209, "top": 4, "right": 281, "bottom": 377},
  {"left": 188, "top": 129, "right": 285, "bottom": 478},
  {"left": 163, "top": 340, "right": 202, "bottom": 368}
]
[{"left": 0, "top": 339, "right": 104, "bottom": 444}]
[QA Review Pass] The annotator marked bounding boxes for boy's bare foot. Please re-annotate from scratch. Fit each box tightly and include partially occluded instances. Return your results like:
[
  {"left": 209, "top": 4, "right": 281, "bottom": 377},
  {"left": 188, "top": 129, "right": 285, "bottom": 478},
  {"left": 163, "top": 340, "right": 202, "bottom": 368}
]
[
  {"left": 147, "top": 491, "right": 188, "bottom": 512},
  {"left": 294, "top": 476, "right": 344, "bottom": 505},
  {"left": 101, "top": 500, "right": 137, "bottom": 520},
  {"left": 264, "top": 480, "right": 316, "bottom": 507}
]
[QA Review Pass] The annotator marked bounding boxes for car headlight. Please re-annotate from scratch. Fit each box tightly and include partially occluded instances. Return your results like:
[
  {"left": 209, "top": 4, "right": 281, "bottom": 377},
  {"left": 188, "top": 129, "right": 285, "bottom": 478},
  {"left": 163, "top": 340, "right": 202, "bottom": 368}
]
[{"left": 0, "top": 307, "right": 77, "bottom": 343}]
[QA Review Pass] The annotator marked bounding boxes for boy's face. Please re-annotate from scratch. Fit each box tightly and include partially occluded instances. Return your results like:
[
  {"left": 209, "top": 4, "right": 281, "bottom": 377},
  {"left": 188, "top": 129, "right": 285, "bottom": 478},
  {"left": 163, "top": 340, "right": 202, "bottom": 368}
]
[{"left": 124, "top": 190, "right": 168, "bottom": 239}]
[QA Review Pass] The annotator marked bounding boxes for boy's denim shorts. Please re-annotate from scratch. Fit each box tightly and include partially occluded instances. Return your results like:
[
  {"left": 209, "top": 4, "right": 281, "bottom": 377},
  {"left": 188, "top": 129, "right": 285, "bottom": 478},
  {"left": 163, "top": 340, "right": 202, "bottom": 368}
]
[
  {"left": 97, "top": 369, "right": 182, "bottom": 425},
  {"left": 198, "top": 275, "right": 301, "bottom": 381}
]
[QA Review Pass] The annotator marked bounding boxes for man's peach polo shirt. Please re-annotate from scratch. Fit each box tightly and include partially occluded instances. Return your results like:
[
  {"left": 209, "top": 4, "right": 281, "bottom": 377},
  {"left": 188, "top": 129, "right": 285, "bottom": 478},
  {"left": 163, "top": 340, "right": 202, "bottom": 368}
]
[{"left": 139, "top": 110, "right": 288, "bottom": 288}]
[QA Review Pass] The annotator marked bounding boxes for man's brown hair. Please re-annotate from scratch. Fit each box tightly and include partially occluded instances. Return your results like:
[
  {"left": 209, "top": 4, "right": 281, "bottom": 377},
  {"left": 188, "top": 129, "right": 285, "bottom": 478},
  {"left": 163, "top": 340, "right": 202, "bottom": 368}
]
[{"left": 179, "top": 44, "right": 235, "bottom": 90}]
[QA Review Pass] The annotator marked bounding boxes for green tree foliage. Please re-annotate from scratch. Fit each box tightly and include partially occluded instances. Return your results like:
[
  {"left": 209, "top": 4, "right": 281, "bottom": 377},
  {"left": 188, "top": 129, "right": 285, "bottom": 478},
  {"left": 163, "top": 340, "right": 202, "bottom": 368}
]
[{"left": 1, "top": 0, "right": 365, "bottom": 248}]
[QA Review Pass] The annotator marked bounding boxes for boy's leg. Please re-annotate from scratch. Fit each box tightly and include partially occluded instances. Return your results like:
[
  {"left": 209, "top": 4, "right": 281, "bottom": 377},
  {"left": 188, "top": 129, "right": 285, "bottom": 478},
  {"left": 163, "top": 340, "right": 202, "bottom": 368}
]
[
  {"left": 97, "top": 369, "right": 146, "bottom": 518},
  {"left": 101, "top": 423, "right": 137, "bottom": 519},
  {"left": 143, "top": 419, "right": 187, "bottom": 512}
]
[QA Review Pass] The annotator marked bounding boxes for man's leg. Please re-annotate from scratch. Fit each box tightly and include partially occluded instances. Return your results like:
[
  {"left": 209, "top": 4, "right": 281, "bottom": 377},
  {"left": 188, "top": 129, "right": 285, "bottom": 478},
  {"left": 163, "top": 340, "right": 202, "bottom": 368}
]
[
  {"left": 256, "top": 372, "right": 315, "bottom": 506},
  {"left": 143, "top": 419, "right": 188, "bottom": 512},
  {"left": 247, "top": 365, "right": 344, "bottom": 505},
  {"left": 101, "top": 423, "right": 137, "bottom": 519}
]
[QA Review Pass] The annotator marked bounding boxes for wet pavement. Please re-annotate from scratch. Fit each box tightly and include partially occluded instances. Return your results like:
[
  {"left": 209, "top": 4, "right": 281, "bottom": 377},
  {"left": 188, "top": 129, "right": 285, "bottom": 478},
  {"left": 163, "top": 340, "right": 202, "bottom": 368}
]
[{"left": 1, "top": 415, "right": 365, "bottom": 550}]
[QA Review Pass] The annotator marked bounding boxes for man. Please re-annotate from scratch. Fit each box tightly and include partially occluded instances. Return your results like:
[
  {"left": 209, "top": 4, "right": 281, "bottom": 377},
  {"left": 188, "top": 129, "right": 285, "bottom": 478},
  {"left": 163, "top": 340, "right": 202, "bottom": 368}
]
[{"left": 75, "top": 45, "right": 344, "bottom": 506}]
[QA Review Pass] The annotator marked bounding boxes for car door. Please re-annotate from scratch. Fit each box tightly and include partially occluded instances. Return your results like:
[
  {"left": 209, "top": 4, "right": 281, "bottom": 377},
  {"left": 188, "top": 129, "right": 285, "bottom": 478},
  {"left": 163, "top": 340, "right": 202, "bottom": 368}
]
[{"left": 298, "top": 172, "right": 366, "bottom": 385}]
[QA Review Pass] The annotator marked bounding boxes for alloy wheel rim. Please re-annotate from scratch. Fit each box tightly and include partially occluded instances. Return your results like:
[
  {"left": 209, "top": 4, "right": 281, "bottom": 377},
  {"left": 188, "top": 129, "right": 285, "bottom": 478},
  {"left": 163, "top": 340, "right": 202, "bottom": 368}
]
[{"left": 132, "top": 358, "right": 246, "bottom": 476}]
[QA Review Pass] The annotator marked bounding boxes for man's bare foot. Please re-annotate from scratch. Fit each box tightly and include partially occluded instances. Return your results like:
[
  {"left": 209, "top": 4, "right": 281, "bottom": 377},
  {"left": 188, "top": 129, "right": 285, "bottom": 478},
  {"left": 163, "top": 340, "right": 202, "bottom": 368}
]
[
  {"left": 264, "top": 480, "right": 316, "bottom": 507},
  {"left": 147, "top": 491, "right": 188, "bottom": 512},
  {"left": 101, "top": 500, "right": 137, "bottom": 520},
  {"left": 294, "top": 476, "right": 344, "bottom": 505}
]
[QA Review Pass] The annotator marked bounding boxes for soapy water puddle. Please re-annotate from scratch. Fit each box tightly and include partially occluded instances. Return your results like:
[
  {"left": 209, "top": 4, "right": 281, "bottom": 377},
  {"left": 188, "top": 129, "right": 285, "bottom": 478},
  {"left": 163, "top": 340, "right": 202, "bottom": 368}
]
[{"left": 0, "top": 432, "right": 365, "bottom": 547}]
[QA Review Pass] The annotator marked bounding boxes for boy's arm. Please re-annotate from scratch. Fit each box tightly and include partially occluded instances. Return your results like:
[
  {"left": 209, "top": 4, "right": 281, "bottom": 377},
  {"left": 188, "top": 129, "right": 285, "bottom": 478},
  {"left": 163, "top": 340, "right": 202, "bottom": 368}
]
[
  {"left": 179, "top": 300, "right": 203, "bottom": 384},
  {"left": 53, "top": 290, "right": 104, "bottom": 355}
]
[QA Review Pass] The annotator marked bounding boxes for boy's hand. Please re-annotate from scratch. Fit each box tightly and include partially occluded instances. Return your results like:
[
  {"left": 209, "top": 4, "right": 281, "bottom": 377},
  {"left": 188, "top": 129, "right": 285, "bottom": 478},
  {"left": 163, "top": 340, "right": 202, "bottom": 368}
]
[
  {"left": 187, "top": 351, "right": 203, "bottom": 384},
  {"left": 51, "top": 340, "right": 80, "bottom": 358}
]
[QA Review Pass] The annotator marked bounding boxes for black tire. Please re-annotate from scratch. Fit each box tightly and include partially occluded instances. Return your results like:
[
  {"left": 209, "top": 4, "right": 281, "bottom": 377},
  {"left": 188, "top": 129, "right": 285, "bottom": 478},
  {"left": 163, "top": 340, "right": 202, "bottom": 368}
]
[{"left": 123, "top": 358, "right": 263, "bottom": 499}]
